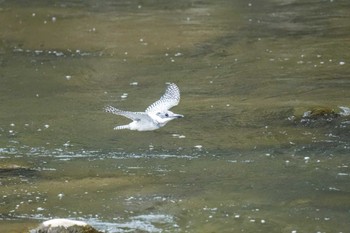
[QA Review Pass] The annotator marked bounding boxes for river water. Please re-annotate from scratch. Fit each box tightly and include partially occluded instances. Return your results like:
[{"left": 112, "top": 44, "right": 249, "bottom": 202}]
[{"left": 1, "top": 0, "right": 349, "bottom": 232}]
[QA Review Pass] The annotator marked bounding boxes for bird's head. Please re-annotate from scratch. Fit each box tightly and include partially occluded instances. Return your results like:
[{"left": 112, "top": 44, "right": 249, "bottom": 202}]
[{"left": 154, "top": 111, "right": 184, "bottom": 124}]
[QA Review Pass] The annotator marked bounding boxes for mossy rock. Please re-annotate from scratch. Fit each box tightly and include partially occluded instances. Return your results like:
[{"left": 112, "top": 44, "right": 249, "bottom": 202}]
[
  {"left": 297, "top": 106, "right": 341, "bottom": 126},
  {"left": 306, "top": 107, "right": 339, "bottom": 119}
]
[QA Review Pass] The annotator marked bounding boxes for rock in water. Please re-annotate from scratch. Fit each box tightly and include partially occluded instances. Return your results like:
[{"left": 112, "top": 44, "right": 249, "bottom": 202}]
[{"left": 29, "top": 218, "right": 102, "bottom": 233}]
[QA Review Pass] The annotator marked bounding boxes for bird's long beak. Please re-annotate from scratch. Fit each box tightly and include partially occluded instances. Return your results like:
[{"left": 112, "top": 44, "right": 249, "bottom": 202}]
[{"left": 173, "top": 114, "right": 184, "bottom": 118}]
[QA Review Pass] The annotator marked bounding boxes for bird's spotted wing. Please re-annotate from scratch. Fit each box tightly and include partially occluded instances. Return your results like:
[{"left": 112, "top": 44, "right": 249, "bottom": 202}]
[
  {"left": 145, "top": 83, "right": 180, "bottom": 113},
  {"left": 105, "top": 106, "right": 147, "bottom": 121}
]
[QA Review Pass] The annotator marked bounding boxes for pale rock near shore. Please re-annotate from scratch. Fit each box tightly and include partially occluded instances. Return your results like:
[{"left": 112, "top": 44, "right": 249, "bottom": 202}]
[{"left": 29, "top": 218, "right": 102, "bottom": 233}]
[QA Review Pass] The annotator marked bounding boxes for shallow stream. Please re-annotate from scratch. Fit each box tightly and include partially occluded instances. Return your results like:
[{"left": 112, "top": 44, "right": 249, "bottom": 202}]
[{"left": 1, "top": 0, "right": 349, "bottom": 232}]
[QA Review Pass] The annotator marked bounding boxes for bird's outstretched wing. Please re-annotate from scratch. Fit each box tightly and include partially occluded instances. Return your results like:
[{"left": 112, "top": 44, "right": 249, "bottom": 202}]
[
  {"left": 145, "top": 83, "right": 180, "bottom": 113},
  {"left": 105, "top": 106, "right": 147, "bottom": 121}
]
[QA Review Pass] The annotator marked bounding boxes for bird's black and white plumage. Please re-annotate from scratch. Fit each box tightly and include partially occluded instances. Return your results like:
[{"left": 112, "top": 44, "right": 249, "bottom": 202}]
[{"left": 105, "top": 83, "right": 183, "bottom": 131}]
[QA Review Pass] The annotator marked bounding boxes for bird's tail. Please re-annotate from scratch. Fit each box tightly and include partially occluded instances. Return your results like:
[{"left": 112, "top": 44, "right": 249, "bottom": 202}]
[
  {"left": 114, "top": 125, "right": 130, "bottom": 130},
  {"left": 105, "top": 106, "right": 122, "bottom": 115}
]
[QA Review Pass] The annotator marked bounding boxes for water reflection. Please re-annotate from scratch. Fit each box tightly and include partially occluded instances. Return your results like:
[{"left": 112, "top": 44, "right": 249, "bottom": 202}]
[{"left": 1, "top": 0, "right": 350, "bottom": 232}]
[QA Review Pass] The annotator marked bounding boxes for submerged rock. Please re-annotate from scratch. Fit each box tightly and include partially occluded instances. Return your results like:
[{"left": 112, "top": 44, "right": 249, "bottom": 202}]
[
  {"left": 29, "top": 219, "right": 103, "bottom": 233},
  {"left": 0, "top": 165, "right": 38, "bottom": 178},
  {"left": 298, "top": 107, "right": 340, "bottom": 126},
  {"left": 303, "top": 107, "right": 339, "bottom": 119},
  {"left": 288, "top": 106, "right": 350, "bottom": 129}
]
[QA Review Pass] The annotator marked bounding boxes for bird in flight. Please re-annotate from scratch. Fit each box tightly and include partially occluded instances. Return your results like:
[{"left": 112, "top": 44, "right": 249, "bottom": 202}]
[{"left": 105, "top": 83, "right": 183, "bottom": 131}]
